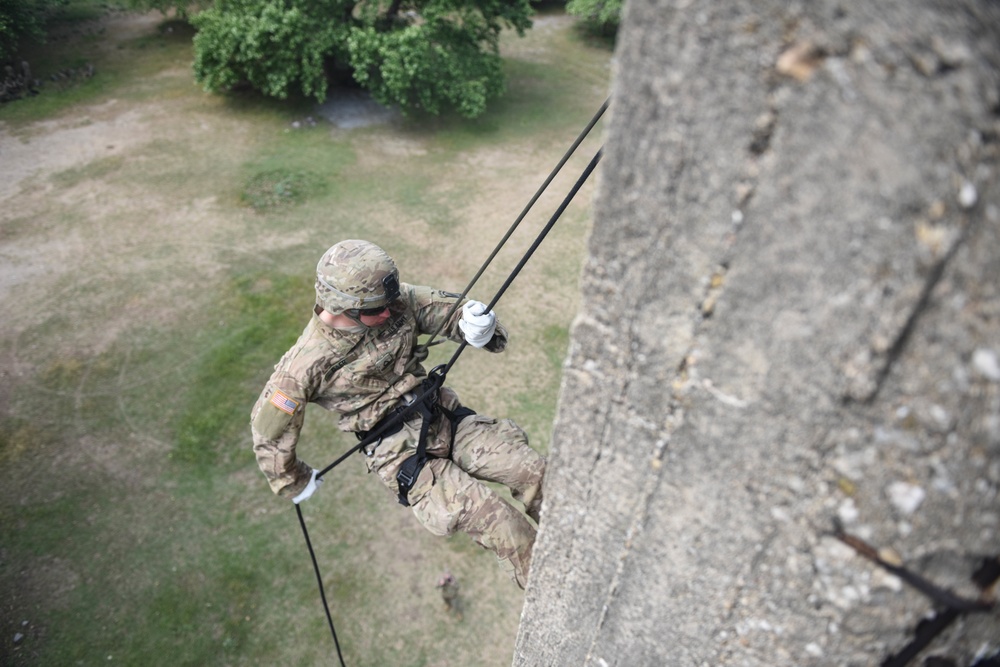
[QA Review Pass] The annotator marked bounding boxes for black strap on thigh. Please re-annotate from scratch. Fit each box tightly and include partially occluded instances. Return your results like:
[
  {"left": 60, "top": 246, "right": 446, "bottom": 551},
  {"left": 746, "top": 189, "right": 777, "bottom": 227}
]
[
  {"left": 394, "top": 378, "right": 477, "bottom": 507},
  {"left": 440, "top": 404, "right": 477, "bottom": 455},
  {"left": 396, "top": 373, "right": 444, "bottom": 507},
  {"left": 394, "top": 391, "right": 436, "bottom": 506}
]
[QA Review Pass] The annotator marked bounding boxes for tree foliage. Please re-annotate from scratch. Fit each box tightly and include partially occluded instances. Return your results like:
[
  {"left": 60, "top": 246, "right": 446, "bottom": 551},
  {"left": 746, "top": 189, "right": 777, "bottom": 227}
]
[
  {"left": 566, "top": 0, "right": 622, "bottom": 36},
  {"left": 191, "top": 0, "right": 533, "bottom": 118},
  {"left": 0, "top": 0, "right": 58, "bottom": 61},
  {"left": 192, "top": 0, "right": 338, "bottom": 102}
]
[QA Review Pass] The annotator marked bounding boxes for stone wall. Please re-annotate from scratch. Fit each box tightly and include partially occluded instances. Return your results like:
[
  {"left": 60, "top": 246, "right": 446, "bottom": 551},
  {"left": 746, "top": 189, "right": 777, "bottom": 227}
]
[{"left": 514, "top": 1, "right": 1000, "bottom": 665}]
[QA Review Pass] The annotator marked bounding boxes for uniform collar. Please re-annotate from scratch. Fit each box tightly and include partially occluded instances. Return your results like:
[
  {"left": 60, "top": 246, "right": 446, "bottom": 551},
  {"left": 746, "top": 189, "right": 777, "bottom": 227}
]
[{"left": 313, "top": 309, "right": 366, "bottom": 346}]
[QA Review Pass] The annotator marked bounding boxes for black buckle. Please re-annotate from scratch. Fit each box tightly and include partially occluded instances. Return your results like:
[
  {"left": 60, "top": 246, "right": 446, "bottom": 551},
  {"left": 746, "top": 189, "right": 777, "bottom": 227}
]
[
  {"left": 397, "top": 465, "right": 417, "bottom": 489},
  {"left": 381, "top": 272, "right": 400, "bottom": 303},
  {"left": 395, "top": 456, "right": 422, "bottom": 506}
]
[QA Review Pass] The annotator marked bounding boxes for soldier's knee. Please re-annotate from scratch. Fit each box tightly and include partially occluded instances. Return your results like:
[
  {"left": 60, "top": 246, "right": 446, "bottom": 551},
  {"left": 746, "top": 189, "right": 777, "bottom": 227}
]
[
  {"left": 411, "top": 496, "right": 461, "bottom": 536},
  {"left": 497, "top": 418, "right": 529, "bottom": 446},
  {"left": 409, "top": 468, "right": 468, "bottom": 537}
]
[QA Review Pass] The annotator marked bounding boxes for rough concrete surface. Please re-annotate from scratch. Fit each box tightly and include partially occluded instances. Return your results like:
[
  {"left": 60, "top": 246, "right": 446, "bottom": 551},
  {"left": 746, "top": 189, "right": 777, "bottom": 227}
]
[{"left": 515, "top": 1, "right": 1000, "bottom": 665}]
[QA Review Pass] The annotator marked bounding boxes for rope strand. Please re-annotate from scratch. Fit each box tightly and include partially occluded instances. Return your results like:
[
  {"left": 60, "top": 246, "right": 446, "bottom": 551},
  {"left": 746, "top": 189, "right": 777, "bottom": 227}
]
[
  {"left": 296, "top": 504, "right": 347, "bottom": 667},
  {"left": 416, "top": 98, "right": 609, "bottom": 353},
  {"left": 441, "top": 147, "right": 603, "bottom": 376}
]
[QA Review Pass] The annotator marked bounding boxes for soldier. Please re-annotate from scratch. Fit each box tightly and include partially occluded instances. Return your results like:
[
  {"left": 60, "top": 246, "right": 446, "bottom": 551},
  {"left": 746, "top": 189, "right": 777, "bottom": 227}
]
[
  {"left": 436, "top": 572, "right": 462, "bottom": 618},
  {"left": 251, "top": 239, "right": 545, "bottom": 588}
]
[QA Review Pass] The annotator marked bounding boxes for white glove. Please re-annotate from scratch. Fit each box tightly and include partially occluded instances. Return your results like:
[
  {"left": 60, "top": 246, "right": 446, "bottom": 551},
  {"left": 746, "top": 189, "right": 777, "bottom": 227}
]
[
  {"left": 292, "top": 469, "right": 323, "bottom": 504},
  {"left": 459, "top": 300, "right": 496, "bottom": 348}
]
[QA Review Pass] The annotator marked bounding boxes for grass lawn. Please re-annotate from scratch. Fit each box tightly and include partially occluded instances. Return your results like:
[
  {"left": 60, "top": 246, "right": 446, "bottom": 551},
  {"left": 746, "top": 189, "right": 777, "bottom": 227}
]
[{"left": 0, "top": 4, "right": 610, "bottom": 665}]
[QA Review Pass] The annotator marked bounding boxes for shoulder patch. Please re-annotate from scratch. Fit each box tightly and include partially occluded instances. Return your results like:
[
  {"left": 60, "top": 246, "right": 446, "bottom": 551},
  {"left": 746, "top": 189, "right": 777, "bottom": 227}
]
[
  {"left": 269, "top": 389, "right": 300, "bottom": 415},
  {"left": 253, "top": 386, "right": 302, "bottom": 441}
]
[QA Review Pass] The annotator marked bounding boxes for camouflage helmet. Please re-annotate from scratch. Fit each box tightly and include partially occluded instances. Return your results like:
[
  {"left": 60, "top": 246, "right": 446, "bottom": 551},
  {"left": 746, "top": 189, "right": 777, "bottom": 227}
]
[{"left": 315, "top": 240, "right": 400, "bottom": 314}]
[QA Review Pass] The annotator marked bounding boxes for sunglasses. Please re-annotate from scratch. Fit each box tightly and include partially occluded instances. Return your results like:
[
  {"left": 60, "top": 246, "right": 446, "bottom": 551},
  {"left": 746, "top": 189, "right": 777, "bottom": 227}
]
[{"left": 355, "top": 304, "right": 389, "bottom": 317}]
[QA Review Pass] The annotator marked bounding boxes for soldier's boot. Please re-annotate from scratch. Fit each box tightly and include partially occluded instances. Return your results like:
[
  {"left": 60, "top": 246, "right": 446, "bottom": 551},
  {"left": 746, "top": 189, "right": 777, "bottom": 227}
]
[
  {"left": 460, "top": 496, "right": 536, "bottom": 589},
  {"left": 514, "top": 455, "right": 545, "bottom": 525},
  {"left": 410, "top": 457, "right": 537, "bottom": 588}
]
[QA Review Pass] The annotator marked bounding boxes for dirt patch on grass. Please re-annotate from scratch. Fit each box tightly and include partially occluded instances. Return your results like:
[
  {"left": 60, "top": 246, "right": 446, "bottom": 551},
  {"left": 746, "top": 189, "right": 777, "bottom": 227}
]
[{"left": 0, "top": 102, "right": 146, "bottom": 200}]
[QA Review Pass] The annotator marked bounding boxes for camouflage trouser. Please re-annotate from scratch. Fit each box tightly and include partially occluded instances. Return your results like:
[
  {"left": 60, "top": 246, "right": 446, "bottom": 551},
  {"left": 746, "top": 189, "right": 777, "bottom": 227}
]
[{"left": 366, "top": 402, "right": 545, "bottom": 589}]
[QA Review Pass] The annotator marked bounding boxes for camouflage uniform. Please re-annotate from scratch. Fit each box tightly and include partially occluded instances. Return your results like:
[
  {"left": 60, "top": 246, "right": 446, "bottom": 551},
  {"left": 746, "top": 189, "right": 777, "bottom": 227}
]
[{"left": 251, "top": 277, "right": 545, "bottom": 588}]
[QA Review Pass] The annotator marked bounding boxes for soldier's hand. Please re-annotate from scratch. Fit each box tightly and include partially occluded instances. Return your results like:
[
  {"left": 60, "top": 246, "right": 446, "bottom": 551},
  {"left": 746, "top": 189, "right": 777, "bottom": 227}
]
[
  {"left": 459, "top": 300, "right": 496, "bottom": 348},
  {"left": 292, "top": 469, "right": 323, "bottom": 504}
]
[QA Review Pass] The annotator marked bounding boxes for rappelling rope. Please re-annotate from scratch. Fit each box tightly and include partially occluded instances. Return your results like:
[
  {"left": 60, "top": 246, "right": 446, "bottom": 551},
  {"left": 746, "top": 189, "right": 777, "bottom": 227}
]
[
  {"left": 415, "top": 97, "right": 609, "bottom": 356},
  {"left": 439, "top": 147, "right": 603, "bottom": 377},
  {"left": 297, "top": 102, "right": 608, "bottom": 664},
  {"left": 296, "top": 504, "right": 347, "bottom": 665}
]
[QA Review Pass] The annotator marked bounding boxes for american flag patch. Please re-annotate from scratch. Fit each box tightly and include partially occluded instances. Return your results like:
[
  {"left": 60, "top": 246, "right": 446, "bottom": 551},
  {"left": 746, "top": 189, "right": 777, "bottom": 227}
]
[{"left": 270, "top": 389, "right": 299, "bottom": 415}]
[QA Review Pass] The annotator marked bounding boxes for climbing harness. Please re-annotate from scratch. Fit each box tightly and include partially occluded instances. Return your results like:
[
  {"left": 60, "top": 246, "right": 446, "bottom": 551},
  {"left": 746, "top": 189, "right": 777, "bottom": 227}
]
[
  {"left": 382, "top": 367, "right": 478, "bottom": 506},
  {"left": 352, "top": 365, "right": 477, "bottom": 505},
  {"left": 295, "top": 98, "right": 608, "bottom": 665}
]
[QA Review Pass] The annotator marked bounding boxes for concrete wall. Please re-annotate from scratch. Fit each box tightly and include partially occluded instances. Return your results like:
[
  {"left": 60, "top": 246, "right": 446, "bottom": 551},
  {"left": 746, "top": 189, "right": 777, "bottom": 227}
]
[{"left": 514, "top": 1, "right": 1000, "bottom": 665}]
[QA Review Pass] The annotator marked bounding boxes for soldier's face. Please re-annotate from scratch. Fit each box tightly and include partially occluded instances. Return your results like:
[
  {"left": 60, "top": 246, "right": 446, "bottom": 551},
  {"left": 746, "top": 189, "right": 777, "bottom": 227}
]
[{"left": 358, "top": 307, "right": 391, "bottom": 327}]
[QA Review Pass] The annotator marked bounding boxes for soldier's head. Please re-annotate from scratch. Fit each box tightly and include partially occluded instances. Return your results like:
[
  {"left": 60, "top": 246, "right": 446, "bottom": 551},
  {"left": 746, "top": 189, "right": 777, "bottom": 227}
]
[{"left": 316, "top": 240, "right": 400, "bottom": 327}]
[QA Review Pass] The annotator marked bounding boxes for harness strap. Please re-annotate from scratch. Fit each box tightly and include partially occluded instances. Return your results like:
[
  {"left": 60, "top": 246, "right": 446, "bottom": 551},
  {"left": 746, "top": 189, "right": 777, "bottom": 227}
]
[
  {"left": 393, "top": 378, "right": 477, "bottom": 507},
  {"left": 394, "top": 393, "right": 436, "bottom": 506},
  {"left": 355, "top": 404, "right": 409, "bottom": 443},
  {"left": 440, "top": 404, "right": 477, "bottom": 449}
]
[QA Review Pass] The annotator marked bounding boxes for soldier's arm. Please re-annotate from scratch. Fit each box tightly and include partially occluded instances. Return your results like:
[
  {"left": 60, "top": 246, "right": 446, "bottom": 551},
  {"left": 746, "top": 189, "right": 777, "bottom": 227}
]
[
  {"left": 250, "top": 375, "right": 313, "bottom": 498},
  {"left": 405, "top": 284, "right": 509, "bottom": 352}
]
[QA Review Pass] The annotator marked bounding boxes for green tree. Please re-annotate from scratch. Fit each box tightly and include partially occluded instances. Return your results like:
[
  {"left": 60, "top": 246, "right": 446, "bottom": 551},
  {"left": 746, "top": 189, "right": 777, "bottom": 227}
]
[
  {"left": 0, "top": 0, "right": 57, "bottom": 61},
  {"left": 191, "top": 0, "right": 533, "bottom": 118},
  {"left": 566, "top": 0, "right": 621, "bottom": 36}
]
